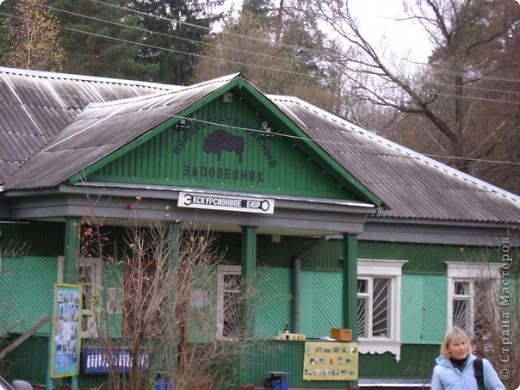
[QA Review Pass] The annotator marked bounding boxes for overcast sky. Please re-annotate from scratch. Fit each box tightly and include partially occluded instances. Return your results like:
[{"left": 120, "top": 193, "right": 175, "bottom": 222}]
[{"left": 224, "top": 0, "right": 433, "bottom": 63}]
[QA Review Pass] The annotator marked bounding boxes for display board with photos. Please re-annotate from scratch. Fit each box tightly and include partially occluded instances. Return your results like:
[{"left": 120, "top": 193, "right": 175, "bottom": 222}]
[
  {"left": 51, "top": 284, "right": 82, "bottom": 378},
  {"left": 303, "top": 342, "right": 358, "bottom": 381}
]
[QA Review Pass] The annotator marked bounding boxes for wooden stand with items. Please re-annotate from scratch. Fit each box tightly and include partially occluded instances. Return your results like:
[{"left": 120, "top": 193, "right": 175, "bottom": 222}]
[{"left": 276, "top": 333, "right": 306, "bottom": 340}]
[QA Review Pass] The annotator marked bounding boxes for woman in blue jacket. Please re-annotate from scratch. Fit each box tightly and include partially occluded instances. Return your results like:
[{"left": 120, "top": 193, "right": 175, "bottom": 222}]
[{"left": 431, "top": 327, "right": 505, "bottom": 389}]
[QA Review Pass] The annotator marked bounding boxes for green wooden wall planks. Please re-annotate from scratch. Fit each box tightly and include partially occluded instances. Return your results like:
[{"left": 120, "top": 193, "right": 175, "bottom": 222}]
[
  {"left": 0, "top": 256, "right": 56, "bottom": 335},
  {"left": 401, "top": 274, "right": 447, "bottom": 344}
]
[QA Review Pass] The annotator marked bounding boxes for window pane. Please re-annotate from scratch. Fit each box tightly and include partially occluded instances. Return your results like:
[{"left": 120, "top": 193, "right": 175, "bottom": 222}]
[
  {"left": 79, "top": 265, "right": 94, "bottom": 311},
  {"left": 357, "top": 297, "right": 368, "bottom": 338},
  {"left": 357, "top": 279, "right": 367, "bottom": 294},
  {"left": 223, "top": 291, "right": 240, "bottom": 337},
  {"left": 372, "top": 278, "right": 390, "bottom": 337},
  {"left": 454, "top": 281, "right": 469, "bottom": 296},
  {"left": 80, "top": 266, "right": 93, "bottom": 284},
  {"left": 453, "top": 299, "right": 468, "bottom": 331},
  {"left": 224, "top": 274, "right": 241, "bottom": 291},
  {"left": 79, "top": 262, "right": 99, "bottom": 335}
]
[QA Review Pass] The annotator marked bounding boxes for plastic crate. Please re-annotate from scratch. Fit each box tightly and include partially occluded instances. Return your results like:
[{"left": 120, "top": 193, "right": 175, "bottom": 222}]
[
  {"left": 264, "top": 372, "right": 288, "bottom": 390},
  {"left": 155, "top": 373, "right": 173, "bottom": 390}
]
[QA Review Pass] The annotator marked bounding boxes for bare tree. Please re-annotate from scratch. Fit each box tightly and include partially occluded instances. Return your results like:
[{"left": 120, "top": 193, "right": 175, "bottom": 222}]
[
  {"left": 314, "top": 0, "right": 520, "bottom": 193},
  {"left": 81, "top": 221, "right": 259, "bottom": 390},
  {"left": 447, "top": 252, "right": 519, "bottom": 389},
  {"left": 471, "top": 258, "right": 519, "bottom": 389},
  {"left": 156, "top": 228, "right": 255, "bottom": 390}
]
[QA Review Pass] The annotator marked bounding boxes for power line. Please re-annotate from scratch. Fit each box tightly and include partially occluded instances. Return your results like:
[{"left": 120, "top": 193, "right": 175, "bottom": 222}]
[
  {"left": 10, "top": 0, "right": 332, "bottom": 91},
  {"left": 89, "top": 0, "right": 328, "bottom": 56},
  {"left": 95, "top": 110, "right": 520, "bottom": 167},
  {"left": 88, "top": 0, "right": 520, "bottom": 85},
  {"left": 11, "top": 0, "right": 520, "bottom": 97},
  {"left": 432, "top": 92, "right": 519, "bottom": 105},
  {"left": 76, "top": 0, "right": 520, "bottom": 89},
  {"left": 2, "top": 13, "right": 519, "bottom": 108},
  {"left": 421, "top": 153, "right": 520, "bottom": 166},
  {"left": 2, "top": 1, "right": 519, "bottom": 160},
  {"left": 429, "top": 81, "right": 520, "bottom": 96},
  {"left": 0, "top": 9, "right": 318, "bottom": 82},
  {"left": 27, "top": 0, "right": 317, "bottom": 70},
  {"left": 10, "top": 0, "right": 520, "bottom": 105},
  {"left": 84, "top": 1, "right": 520, "bottom": 101},
  {"left": 3, "top": 7, "right": 519, "bottom": 108},
  {"left": 426, "top": 67, "right": 520, "bottom": 84},
  {"left": 1, "top": 58, "right": 517, "bottom": 168}
]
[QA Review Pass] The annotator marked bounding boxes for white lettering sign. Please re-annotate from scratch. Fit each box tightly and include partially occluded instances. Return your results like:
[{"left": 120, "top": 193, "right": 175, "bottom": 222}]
[{"left": 178, "top": 192, "right": 274, "bottom": 214}]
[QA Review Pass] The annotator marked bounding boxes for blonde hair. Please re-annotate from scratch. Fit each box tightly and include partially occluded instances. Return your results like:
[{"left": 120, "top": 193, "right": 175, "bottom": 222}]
[{"left": 440, "top": 327, "right": 473, "bottom": 358}]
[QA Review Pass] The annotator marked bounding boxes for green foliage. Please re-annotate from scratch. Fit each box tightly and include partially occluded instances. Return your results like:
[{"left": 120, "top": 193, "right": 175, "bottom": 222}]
[
  {"left": 51, "top": 0, "right": 159, "bottom": 80},
  {"left": 242, "top": 0, "right": 275, "bottom": 25},
  {"left": 130, "top": 0, "right": 225, "bottom": 85}
]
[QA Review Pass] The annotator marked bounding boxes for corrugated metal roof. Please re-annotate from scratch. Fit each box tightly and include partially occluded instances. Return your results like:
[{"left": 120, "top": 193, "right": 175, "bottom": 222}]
[
  {"left": 0, "top": 67, "right": 178, "bottom": 183},
  {"left": 268, "top": 95, "right": 520, "bottom": 223},
  {"left": 2, "top": 72, "right": 240, "bottom": 190},
  {"left": 0, "top": 68, "right": 518, "bottom": 224}
]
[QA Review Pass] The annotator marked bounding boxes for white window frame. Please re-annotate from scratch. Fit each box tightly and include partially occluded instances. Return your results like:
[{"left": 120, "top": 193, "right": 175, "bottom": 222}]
[
  {"left": 446, "top": 262, "right": 501, "bottom": 336},
  {"left": 357, "top": 259, "right": 407, "bottom": 362},
  {"left": 58, "top": 257, "right": 103, "bottom": 338},
  {"left": 216, "top": 265, "right": 241, "bottom": 341}
]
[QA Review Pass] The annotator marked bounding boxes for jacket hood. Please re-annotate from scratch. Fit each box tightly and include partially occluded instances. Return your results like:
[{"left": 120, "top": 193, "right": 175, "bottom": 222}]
[{"left": 436, "top": 353, "right": 476, "bottom": 368}]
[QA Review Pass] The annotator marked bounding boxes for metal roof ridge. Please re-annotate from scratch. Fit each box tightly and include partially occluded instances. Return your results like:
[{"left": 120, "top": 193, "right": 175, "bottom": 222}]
[
  {"left": 85, "top": 89, "right": 182, "bottom": 109},
  {"left": 0, "top": 66, "right": 178, "bottom": 90},
  {"left": 191, "top": 72, "right": 242, "bottom": 85},
  {"left": 268, "top": 94, "right": 520, "bottom": 204},
  {"left": 85, "top": 73, "right": 242, "bottom": 109}
]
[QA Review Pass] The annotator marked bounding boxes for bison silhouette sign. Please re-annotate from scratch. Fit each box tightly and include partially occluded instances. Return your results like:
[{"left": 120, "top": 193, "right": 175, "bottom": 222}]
[{"left": 203, "top": 130, "right": 245, "bottom": 163}]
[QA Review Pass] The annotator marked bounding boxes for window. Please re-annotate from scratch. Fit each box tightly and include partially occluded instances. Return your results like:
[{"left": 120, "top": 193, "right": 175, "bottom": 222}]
[
  {"left": 216, "top": 265, "right": 241, "bottom": 340},
  {"left": 447, "top": 262, "right": 500, "bottom": 337},
  {"left": 358, "top": 277, "right": 391, "bottom": 338},
  {"left": 58, "top": 257, "right": 103, "bottom": 338},
  {"left": 357, "top": 260, "right": 407, "bottom": 361},
  {"left": 79, "top": 258, "right": 103, "bottom": 337}
]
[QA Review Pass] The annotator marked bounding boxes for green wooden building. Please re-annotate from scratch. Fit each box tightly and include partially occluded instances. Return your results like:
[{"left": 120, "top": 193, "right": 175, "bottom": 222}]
[{"left": 0, "top": 67, "right": 518, "bottom": 389}]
